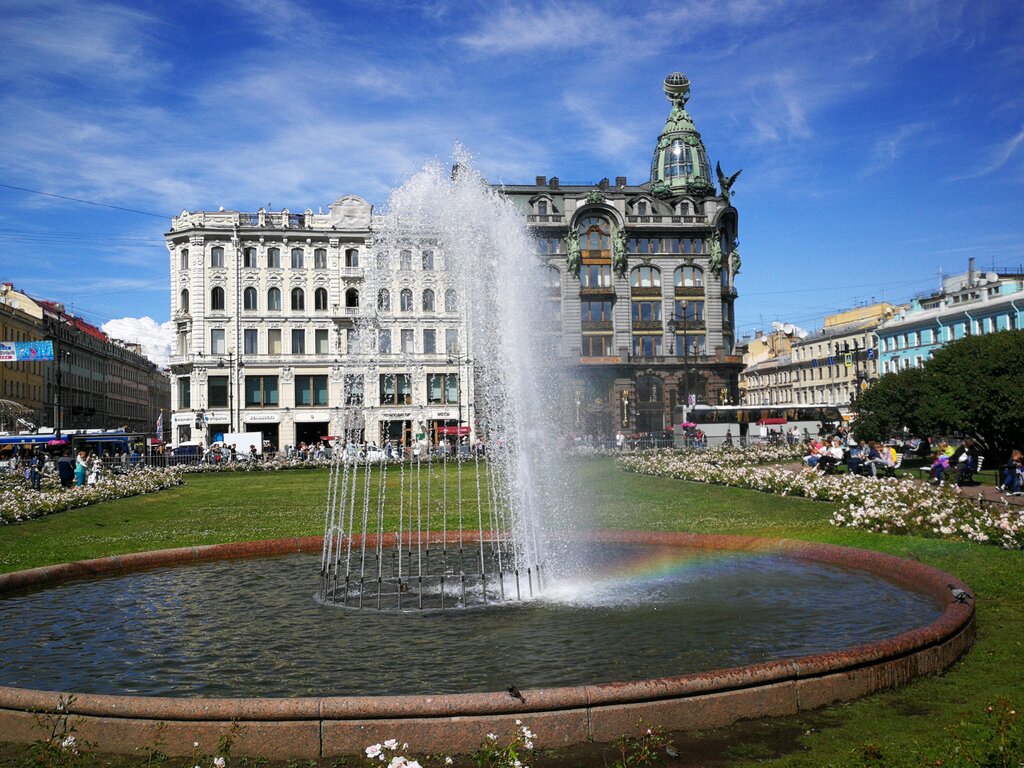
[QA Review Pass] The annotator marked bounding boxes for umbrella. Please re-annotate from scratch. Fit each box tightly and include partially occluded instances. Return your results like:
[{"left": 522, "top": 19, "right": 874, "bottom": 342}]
[
  {"left": 680, "top": 421, "right": 697, "bottom": 429},
  {"left": 46, "top": 439, "right": 68, "bottom": 446}
]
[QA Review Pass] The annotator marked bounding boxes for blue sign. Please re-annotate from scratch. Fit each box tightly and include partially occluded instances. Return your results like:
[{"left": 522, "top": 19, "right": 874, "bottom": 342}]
[{"left": 0, "top": 340, "right": 53, "bottom": 362}]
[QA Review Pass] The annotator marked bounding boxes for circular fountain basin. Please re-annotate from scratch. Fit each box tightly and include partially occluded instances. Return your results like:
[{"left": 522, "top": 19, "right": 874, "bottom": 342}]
[{"left": 0, "top": 531, "right": 975, "bottom": 758}]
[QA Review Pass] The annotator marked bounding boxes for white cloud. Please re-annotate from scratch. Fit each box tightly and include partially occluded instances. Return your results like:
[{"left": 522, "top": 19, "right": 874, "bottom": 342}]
[{"left": 101, "top": 317, "right": 174, "bottom": 368}]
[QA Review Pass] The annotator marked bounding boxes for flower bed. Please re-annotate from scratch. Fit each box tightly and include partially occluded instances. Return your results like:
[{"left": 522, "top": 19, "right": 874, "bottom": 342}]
[
  {"left": 620, "top": 449, "right": 1024, "bottom": 549},
  {"left": 0, "top": 468, "right": 182, "bottom": 525}
]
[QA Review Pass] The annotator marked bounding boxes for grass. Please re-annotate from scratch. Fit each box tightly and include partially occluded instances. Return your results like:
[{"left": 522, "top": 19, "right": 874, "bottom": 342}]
[{"left": 1, "top": 457, "right": 1022, "bottom": 766}]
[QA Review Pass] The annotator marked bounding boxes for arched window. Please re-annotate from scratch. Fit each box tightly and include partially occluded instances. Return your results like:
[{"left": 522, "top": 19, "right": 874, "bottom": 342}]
[
  {"left": 400, "top": 249, "right": 412, "bottom": 270},
  {"left": 267, "top": 287, "right": 281, "bottom": 311},
  {"left": 345, "top": 288, "right": 359, "bottom": 308},
  {"left": 345, "top": 248, "right": 359, "bottom": 268},
  {"left": 267, "top": 248, "right": 281, "bottom": 269},
  {"left": 243, "top": 287, "right": 258, "bottom": 310},
  {"left": 578, "top": 216, "right": 611, "bottom": 251},
  {"left": 210, "top": 286, "right": 225, "bottom": 311},
  {"left": 636, "top": 375, "right": 664, "bottom": 403},
  {"left": 444, "top": 289, "right": 458, "bottom": 312},
  {"left": 377, "top": 288, "right": 391, "bottom": 311},
  {"left": 665, "top": 140, "right": 693, "bottom": 177},
  {"left": 210, "top": 246, "right": 225, "bottom": 268},
  {"left": 314, "top": 287, "right": 328, "bottom": 311},
  {"left": 179, "top": 289, "right": 189, "bottom": 312},
  {"left": 422, "top": 289, "right": 435, "bottom": 312},
  {"left": 674, "top": 266, "right": 704, "bottom": 288},
  {"left": 291, "top": 287, "right": 305, "bottom": 311},
  {"left": 631, "top": 266, "right": 661, "bottom": 288},
  {"left": 400, "top": 288, "right": 413, "bottom": 311},
  {"left": 290, "top": 248, "right": 304, "bottom": 269}
]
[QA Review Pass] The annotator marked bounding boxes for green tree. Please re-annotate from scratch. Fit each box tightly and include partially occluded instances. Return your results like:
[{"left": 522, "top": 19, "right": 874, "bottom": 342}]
[
  {"left": 917, "top": 330, "right": 1024, "bottom": 457},
  {"left": 851, "top": 365, "right": 927, "bottom": 441}
]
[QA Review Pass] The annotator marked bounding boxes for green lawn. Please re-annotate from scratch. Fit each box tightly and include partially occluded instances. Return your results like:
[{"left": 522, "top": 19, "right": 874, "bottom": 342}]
[{"left": 1, "top": 458, "right": 1022, "bottom": 766}]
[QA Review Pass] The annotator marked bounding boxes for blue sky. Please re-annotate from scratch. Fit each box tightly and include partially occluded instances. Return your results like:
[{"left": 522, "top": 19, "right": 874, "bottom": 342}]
[{"left": 1, "top": 0, "right": 1022, "bottom": 362}]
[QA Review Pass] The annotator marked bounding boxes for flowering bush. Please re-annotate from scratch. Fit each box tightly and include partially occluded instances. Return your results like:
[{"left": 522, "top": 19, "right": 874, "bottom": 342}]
[
  {"left": 0, "top": 468, "right": 182, "bottom": 525},
  {"left": 172, "top": 457, "right": 334, "bottom": 474},
  {"left": 620, "top": 449, "right": 1024, "bottom": 549}
]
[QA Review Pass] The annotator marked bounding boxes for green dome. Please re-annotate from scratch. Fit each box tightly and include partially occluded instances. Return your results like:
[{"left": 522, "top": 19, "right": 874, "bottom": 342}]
[{"left": 649, "top": 72, "right": 713, "bottom": 198}]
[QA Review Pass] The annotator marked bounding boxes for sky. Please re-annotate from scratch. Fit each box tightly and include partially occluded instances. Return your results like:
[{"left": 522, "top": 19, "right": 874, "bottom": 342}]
[{"left": 1, "top": 0, "right": 1022, "bottom": 366}]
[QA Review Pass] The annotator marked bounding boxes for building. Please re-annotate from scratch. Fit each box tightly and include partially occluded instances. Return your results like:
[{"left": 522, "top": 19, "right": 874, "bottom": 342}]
[
  {"left": 165, "top": 198, "right": 469, "bottom": 450},
  {"left": 0, "top": 282, "right": 170, "bottom": 435},
  {"left": 877, "top": 259, "right": 1024, "bottom": 373},
  {"left": 166, "top": 72, "right": 744, "bottom": 445},
  {"left": 498, "top": 72, "right": 744, "bottom": 434},
  {"left": 739, "top": 326, "right": 802, "bottom": 407},
  {"left": 0, "top": 283, "right": 45, "bottom": 428}
]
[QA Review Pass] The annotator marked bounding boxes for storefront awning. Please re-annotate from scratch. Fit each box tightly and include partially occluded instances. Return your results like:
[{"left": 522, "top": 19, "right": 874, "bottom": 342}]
[{"left": 756, "top": 418, "right": 788, "bottom": 425}]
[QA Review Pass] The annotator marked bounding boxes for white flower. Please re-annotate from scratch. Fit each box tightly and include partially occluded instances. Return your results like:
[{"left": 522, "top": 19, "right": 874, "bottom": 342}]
[
  {"left": 445, "top": 758, "right": 454, "bottom": 765},
  {"left": 487, "top": 732, "right": 497, "bottom": 741},
  {"left": 384, "top": 739, "right": 399, "bottom": 750},
  {"left": 366, "top": 744, "right": 383, "bottom": 759},
  {"left": 213, "top": 757, "right": 226, "bottom": 768},
  {"left": 61, "top": 735, "right": 76, "bottom": 751}
]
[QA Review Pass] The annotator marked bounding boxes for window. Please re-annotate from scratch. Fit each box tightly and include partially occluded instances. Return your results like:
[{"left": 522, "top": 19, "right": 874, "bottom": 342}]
[
  {"left": 345, "top": 248, "right": 359, "bottom": 268},
  {"left": 581, "top": 300, "right": 613, "bottom": 322},
  {"left": 665, "top": 140, "right": 693, "bottom": 177},
  {"left": 680, "top": 335, "right": 706, "bottom": 355},
  {"left": 243, "top": 247, "right": 257, "bottom": 268},
  {"left": 422, "top": 289, "right": 435, "bottom": 312},
  {"left": 378, "top": 288, "right": 391, "bottom": 311},
  {"left": 245, "top": 376, "right": 278, "bottom": 407},
  {"left": 295, "top": 375, "right": 328, "bottom": 407},
  {"left": 180, "top": 249, "right": 189, "bottom": 270},
  {"left": 445, "top": 329, "right": 459, "bottom": 353},
  {"left": 211, "top": 246, "right": 225, "bottom": 268},
  {"left": 314, "top": 248, "right": 327, "bottom": 269},
  {"left": 210, "top": 328, "right": 226, "bottom": 355},
  {"left": 537, "top": 238, "right": 561, "bottom": 255},
  {"left": 428, "top": 373, "right": 459, "bottom": 404},
  {"left": 291, "top": 328, "right": 305, "bottom": 354},
  {"left": 631, "top": 301, "right": 661, "bottom": 322},
  {"left": 243, "top": 287, "right": 258, "bottom": 311},
  {"left": 537, "top": 200, "right": 548, "bottom": 215},
  {"left": 582, "top": 335, "right": 613, "bottom": 356},
  {"left": 267, "top": 248, "right": 281, "bottom": 268},
  {"left": 376, "top": 252, "right": 389, "bottom": 270},
  {"left": 210, "top": 286, "right": 225, "bottom": 311},
  {"left": 208, "top": 376, "right": 229, "bottom": 408},
  {"left": 345, "top": 288, "right": 359, "bottom": 308},
  {"left": 378, "top": 329, "right": 392, "bottom": 354},
  {"left": 268, "top": 329, "right": 282, "bottom": 355},
  {"left": 314, "top": 328, "right": 329, "bottom": 354},
  {"left": 674, "top": 266, "right": 704, "bottom": 288},
  {"left": 637, "top": 201, "right": 647, "bottom": 216},
  {"left": 178, "top": 377, "right": 191, "bottom": 409},
  {"left": 422, "top": 250, "right": 434, "bottom": 270},
  {"left": 401, "top": 328, "right": 414, "bottom": 353},
  {"left": 380, "top": 374, "right": 411, "bottom": 409},
  {"left": 314, "top": 287, "right": 328, "bottom": 311},
  {"left": 578, "top": 216, "right": 610, "bottom": 251},
  {"left": 636, "top": 375, "right": 663, "bottom": 403},
  {"left": 544, "top": 267, "right": 561, "bottom": 289},
  {"left": 627, "top": 238, "right": 660, "bottom": 254},
  {"left": 400, "top": 289, "right": 413, "bottom": 311},
  {"left": 400, "top": 249, "right": 412, "bottom": 270},
  {"left": 674, "top": 300, "right": 704, "bottom": 321},
  {"left": 444, "top": 289, "right": 457, "bottom": 312},
  {"left": 344, "top": 375, "right": 364, "bottom": 405},
  {"left": 179, "top": 289, "right": 189, "bottom": 313},
  {"left": 243, "top": 329, "right": 258, "bottom": 354},
  {"left": 631, "top": 266, "right": 661, "bottom": 288},
  {"left": 580, "top": 264, "right": 611, "bottom": 288},
  {"left": 267, "top": 287, "right": 281, "bottom": 311},
  {"left": 632, "top": 335, "right": 662, "bottom": 357},
  {"left": 290, "top": 288, "right": 304, "bottom": 311},
  {"left": 423, "top": 329, "right": 437, "bottom": 354},
  {"left": 347, "top": 329, "right": 360, "bottom": 355},
  {"left": 290, "top": 248, "right": 304, "bottom": 269}
]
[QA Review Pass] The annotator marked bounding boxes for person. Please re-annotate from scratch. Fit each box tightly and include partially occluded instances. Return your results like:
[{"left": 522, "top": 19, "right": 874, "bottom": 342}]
[
  {"left": 723, "top": 429, "right": 733, "bottom": 447},
  {"left": 998, "top": 449, "right": 1023, "bottom": 494},
  {"left": 865, "top": 441, "right": 894, "bottom": 477},
  {"left": 29, "top": 450, "right": 44, "bottom": 491},
  {"left": 248, "top": 444, "right": 258, "bottom": 462},
  {"left": 847, "top": 440, "right": 868, "bottom": 475},
  {"left": 74, "top": 450, "right": 89, "bottom": 487},
  {"left": 615, "top": 431, "right": 625, "bottom": 451},
  {"left": 928, "top": 451, "right": 950, "bottom": 485},
  {"left": 87, "top": 453, "right": 102, "bottom": 485},
  {"left": 804, "top": 438, "right": 826, "bottom": 468},
  {"left": 950, "top": 437, "right": 982, "bottom": 486},
  {"left": 816, "top": 437, "right": 845, "bottom": 474},
  {"left": 56, "top": 450, "right": 75, "bottom": 488}
]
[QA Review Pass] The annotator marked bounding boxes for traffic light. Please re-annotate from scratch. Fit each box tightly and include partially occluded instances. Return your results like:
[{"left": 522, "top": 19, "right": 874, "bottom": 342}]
[{"left": 194, "top": 411, "right": 205, "bottom": 429}]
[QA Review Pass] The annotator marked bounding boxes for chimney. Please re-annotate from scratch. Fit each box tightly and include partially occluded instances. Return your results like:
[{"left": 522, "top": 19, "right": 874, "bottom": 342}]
[
  {"left": 968, "top": 256, "right": 975, "bottom": 288},
  {"left": 599, "top": 177, "right": 609, "bottom": 190},
  {"left": 615, "top": 176, "right": 627, "bottom": 187},
  {"left": 535, "top": 176, "right": 546, "bottom": 186},
  {"left": 549, "top": 177, "right": 559, "bottom": 189}
]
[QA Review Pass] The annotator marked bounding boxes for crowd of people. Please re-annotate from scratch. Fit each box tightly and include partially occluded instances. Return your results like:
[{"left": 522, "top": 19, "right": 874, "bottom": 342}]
[{"left": 2, "top": 447, "right": 148, "bottom": 490}]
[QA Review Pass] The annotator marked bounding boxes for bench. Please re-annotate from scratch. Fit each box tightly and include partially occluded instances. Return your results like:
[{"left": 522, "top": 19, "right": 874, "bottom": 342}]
[{"left": 854, "top": 452, "right": 903, "bottom": 478}]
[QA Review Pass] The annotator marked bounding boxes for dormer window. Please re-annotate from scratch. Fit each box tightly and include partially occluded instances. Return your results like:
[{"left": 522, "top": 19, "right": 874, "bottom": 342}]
[
  {"left": 637, "top": 201, "right": 648, "bottom": 216},
  {"left": 538, "top": 200, "right": 548, "bottom": 215}
]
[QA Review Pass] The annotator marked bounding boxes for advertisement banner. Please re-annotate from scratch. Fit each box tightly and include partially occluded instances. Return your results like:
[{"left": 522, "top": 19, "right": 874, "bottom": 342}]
[{"left": 0, "top": 341, "right": 54, "bottom": 362}]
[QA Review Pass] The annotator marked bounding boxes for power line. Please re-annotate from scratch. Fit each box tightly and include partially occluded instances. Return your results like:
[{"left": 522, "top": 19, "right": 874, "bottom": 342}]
[{"left": 0, "top": 183, "right": 167, "bottom": 219}]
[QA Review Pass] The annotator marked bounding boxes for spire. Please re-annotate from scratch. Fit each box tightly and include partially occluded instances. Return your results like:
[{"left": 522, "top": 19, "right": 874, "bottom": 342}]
[{"left": 649, "top": 72, "right": 714, "bottom": 198}]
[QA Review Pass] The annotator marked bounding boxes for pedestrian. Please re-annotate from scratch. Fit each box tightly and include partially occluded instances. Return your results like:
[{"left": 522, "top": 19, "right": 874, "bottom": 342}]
[
  {"left": 56, "top": 450, "right": 75, "bottom": 488},
  {"left": 29, "top": 450, "right": 44, "bottom": 491},
  {"left": 74, "top": 450, "right": 89, "bottom": 487}
]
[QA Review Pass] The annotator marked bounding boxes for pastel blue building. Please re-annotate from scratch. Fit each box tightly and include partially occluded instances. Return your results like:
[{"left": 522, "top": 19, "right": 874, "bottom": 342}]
[{"left": 877, "top": 259, "right": 1024, "bottom": 374}]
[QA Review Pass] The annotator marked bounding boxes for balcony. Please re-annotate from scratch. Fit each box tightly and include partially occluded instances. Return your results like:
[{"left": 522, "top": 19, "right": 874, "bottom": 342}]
[
  {"left": 625, "top": 215, "right": 707, "bottom": 225},
  {"left": 526, "top": 214, "right": 566, "bottom": 224},
  {"left": 341, "top": 267, "right": 364, "bottom": 279},
  {"left": 581, "top": 320, "right": 613, "bottom": 332}
]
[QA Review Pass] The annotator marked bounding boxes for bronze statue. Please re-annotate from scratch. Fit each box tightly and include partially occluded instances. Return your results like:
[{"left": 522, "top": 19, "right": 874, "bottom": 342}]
[
  {"left": 566, "top": 231, "right": 581, "bottom": 277},
  {"left": 716, "top": 162, "right": 742, "bottom": 205},
  {"left": 612, "top": 226, "right": 628, "bottom": 277},
  {"left": 707, "top": 232, "right": 723, "bottom": 276}
]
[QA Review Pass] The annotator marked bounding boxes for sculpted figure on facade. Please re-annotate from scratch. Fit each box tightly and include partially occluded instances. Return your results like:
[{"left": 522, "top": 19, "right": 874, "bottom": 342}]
[
  {"left": 566, "top": 231, "right": 581, "bottom": 277},
  {"left": 707, "top": 231, "right": 723, "bottom": 276},
  {"left": 612, "top": 226, "right": 628, "bottom": 277},
  {"left": 716, "top": 162, "right": 742, "bottom": 205},
  {"left": 730, "top": 241, "right": 741, "bottom": 275}
]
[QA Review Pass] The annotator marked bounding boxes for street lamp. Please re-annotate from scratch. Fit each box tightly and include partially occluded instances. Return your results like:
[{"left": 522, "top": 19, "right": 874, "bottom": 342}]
[
  {"left": 675, "top": 299, "right": 691, "bottom": 421},
  {"left": 446, "top": 344, "right": 471, "bottom": 451},
  {"left": 216, "top": 351, "right": 236, "bottom": 433}
]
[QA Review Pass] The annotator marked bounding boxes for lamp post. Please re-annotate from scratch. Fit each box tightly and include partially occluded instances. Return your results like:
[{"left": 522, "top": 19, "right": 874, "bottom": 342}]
[
  {"left": 446, "top": 344, "right": 471, "bottom": 451},
  {"left": 216, "top": 351, "right": 236, "bottom": 433},
  {"left": 676, "top": 299, "right": 690, "bottom": 422}
]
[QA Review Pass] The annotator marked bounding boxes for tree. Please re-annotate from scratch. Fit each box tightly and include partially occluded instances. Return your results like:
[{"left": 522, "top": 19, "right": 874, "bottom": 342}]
[
  {"left": 916, "top": 330, "right": 1024, "bottom": 458},
  {"left": 851, "top": 366, "right": 927, "bottom": 441}
]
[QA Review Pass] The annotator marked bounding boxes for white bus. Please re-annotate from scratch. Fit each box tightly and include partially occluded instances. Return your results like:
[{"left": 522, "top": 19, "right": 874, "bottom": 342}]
[{"left": 672, "top": 405, "right": 843, "bottom": 447}]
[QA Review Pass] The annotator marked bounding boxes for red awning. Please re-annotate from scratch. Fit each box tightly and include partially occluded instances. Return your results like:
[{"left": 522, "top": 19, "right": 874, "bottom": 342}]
[
  {"left": 437, "top": 426, "right": 471, "bottom": 436},
  {"left": 756, "top": 417, "right": 788, "bottom": 425}
]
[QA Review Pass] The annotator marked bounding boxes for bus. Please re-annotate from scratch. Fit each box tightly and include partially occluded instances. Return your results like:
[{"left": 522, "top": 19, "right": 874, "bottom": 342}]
[{"left": 672, "top": 405, "right": 842, "bottom": 447}]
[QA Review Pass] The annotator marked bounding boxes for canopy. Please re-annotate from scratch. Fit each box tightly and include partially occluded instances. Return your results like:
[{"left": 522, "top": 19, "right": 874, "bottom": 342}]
[
  {"left": 679, "top": 421, "right": 697, "bottom": 428},
  {"left": 437, "top": 426, "right": 471, "bottom": 436},
  {"left": 756, "top": 418, "right": 788, "bottom": 426},
  {"left": 0, "top": 434, "right": 53, "bottom": 446}
]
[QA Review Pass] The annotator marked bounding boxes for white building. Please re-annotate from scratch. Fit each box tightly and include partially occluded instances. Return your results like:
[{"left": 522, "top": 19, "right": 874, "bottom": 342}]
[{"left": 165, "top": 197, "right": 471, "bottom": 450}]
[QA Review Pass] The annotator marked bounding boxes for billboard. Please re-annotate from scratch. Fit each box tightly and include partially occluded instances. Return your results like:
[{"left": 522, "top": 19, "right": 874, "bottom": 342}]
[{"left": 0, "top": 341, "right": 54, "bottom": 362}]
